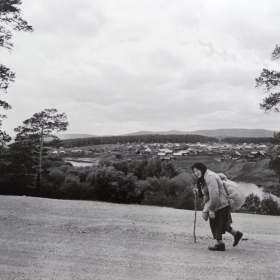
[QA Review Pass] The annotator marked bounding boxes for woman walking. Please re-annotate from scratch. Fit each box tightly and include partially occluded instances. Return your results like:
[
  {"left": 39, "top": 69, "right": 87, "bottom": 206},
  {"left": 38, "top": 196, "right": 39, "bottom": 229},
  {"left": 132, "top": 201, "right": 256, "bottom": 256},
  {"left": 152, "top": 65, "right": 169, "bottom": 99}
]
[{"left": 192, "top": 162, "right": 243, "bottom": 251}]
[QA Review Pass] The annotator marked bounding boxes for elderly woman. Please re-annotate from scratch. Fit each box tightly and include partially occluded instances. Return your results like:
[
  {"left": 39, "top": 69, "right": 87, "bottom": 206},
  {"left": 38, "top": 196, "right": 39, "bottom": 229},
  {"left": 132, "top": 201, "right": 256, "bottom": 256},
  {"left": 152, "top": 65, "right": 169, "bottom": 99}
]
[{"left": 192, "top": 162, "right": 243, "bottom": 251}]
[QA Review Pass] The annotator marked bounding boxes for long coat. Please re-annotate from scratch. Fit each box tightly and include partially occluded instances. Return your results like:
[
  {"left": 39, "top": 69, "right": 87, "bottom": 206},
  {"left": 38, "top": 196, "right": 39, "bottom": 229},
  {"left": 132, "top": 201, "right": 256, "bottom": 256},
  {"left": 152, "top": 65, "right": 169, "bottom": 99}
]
[{"left": 201, "top": 169, "right": 229, "bottom": 212}]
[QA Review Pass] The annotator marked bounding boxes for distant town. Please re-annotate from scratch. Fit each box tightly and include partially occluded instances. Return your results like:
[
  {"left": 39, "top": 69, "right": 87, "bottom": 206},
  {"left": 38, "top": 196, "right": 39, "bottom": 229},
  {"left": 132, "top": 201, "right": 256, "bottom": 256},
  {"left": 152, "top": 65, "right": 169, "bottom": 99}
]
[{"left": 48, "top": 141, "right": 276, "bottom": 163}]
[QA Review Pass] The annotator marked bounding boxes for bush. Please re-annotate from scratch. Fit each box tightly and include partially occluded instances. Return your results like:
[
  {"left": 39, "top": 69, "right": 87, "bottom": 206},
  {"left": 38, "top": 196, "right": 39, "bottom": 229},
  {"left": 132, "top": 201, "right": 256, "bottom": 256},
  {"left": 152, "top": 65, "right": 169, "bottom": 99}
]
[
  {"left": 261, "top": 196, "right": 280, "bottom": 215},
  {"left": 129, "top": 179, "right": 151, "bottom": 203},
  {"left": 49, "top": 169, "right": 65, "bottom": 186},
  {"left": 240, "top": 193, "right": 261, "bottom": 214},
  {"left": 240, "top": 193, "right": 280, "bottom": 215},
  {"left": 87, "top": 166, "right": 128, "bottom": 202},
  {"left": 112, "top": 160, "right": 129, "bottom": 174},
  {"left": 142, "top": 174, "right": 196, "bottom": 210},
  {"left": 58, "top": 175, "right": 84, "bottom": 199},
  {"left": 40, "top": 178, "right": 58, "bottom": 198}
]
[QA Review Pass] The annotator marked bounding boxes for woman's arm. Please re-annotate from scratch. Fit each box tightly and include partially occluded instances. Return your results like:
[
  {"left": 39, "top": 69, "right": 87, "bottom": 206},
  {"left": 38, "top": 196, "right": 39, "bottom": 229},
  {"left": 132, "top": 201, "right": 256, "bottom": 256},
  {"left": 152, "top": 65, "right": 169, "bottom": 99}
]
[{"left": 206, "top": 175, "right": 219, "bottom": 211}]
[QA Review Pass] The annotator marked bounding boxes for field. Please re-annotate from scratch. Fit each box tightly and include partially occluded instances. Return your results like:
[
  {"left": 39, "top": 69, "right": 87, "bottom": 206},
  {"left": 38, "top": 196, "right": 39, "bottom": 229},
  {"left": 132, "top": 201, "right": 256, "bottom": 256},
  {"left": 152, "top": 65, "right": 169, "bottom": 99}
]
[{"left": 0, "top": 195, "right": 279, "bottom": 280}]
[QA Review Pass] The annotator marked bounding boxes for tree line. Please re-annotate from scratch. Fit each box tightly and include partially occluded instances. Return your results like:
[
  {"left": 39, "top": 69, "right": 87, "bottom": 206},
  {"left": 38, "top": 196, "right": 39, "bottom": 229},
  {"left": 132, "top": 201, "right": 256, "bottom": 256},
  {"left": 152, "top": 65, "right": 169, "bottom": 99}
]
[
  {"left": 221, "top": 137, "right": 271, "bottom": 144},
  {"left": 62, "top": 135, "right": 275, "bottom": 148},
  {"left": 61, "top": 134, "right": 219, "bottom": 148}
]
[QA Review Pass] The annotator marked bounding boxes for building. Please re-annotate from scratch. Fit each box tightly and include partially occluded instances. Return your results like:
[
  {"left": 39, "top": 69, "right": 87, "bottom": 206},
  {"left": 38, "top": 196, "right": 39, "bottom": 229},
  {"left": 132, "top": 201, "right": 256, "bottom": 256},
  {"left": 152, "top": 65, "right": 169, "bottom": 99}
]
[{"left": 231, "top": 151, "right": 242, "bottom": 159}]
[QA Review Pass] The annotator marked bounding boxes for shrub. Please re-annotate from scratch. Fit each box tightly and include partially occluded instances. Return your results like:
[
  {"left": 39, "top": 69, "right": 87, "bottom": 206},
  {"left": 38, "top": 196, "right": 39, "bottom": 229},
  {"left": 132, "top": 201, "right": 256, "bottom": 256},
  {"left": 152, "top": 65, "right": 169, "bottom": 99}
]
[
  {"left": 240, "top": 193, "right": 280, "bottom": 215},
  {"left": 59, "top": 164, "right": 72, "bottom": 173},
  {"left": 142, "top": 192, "right": 169, "bottom": 207},
  {"left": 112, "top": 160, "right": 129, "bottom": 174},
  {"left": 86, "top": 166, "right": 127, "bottom": 202},
  {"left": 40, "top": 177, "right": 58, "bottom": 198},
  {"left": 49, "top": 169, "right": 65, "bottom": 186},
  {"left": 162, "top": 161, "right": 180, "bottom": 178},
  {"left": 240, "top": 193, "right": 262, "bottom": 214},
  {"left": 58, "top": 175, "right": 84, "bottom": 199},
  {"left": 261, "top": 196, "right": 279, "bottom": 215},
  {"left": 128, "top": 179, "right": 151, "bottom": 203}
]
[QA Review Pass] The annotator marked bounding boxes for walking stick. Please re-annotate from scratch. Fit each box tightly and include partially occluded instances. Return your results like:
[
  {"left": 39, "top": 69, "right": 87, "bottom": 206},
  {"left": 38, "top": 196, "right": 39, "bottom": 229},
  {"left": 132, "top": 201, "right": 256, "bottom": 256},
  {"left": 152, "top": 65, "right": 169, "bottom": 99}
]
[{"left": 193, "top": 184, "right": 197, "bottom": 243}]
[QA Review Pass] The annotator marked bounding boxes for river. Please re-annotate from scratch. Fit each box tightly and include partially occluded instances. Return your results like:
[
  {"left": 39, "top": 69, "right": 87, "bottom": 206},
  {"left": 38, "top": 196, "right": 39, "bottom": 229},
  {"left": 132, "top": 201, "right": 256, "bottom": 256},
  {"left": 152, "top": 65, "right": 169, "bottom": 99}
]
[
  {"left": 65, "top": 158, "right": 99, "bottom": 167},
  {"left": 66, "top": 161, "right": 96, "bottom": 167},
  {"left": 238, "top": 182, "right": 280, "bottom": 204}
]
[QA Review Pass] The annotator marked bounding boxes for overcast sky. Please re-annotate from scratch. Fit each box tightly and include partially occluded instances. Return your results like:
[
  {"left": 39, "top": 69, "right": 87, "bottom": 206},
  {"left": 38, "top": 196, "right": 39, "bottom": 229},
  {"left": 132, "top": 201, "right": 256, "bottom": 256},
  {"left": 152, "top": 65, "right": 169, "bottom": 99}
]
[{"left": 1, "top": 0, "right": 280, "bottom": 136}]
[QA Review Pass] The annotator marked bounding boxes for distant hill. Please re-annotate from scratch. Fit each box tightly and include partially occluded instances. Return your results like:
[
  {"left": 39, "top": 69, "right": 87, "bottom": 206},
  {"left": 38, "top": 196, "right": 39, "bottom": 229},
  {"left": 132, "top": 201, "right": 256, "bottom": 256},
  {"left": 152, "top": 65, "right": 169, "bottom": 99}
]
[
  {"left": 125, "top": 129, "right": 276, "bottom": 138},
  {"left": 188, "top": 129, "right": 275, "bottom": 138},
  {"left": 55, "top": 134, "right": 95, "bottom": 140},
  {"left": 8, "top": 134, "right": 96, "bottom": 143}
]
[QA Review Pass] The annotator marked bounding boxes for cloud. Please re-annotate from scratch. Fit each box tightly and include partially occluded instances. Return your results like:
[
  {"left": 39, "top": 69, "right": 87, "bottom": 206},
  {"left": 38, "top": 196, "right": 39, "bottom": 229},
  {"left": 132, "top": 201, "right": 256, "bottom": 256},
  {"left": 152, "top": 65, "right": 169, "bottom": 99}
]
[{"left": 2, "top": 0, "right": 280, "bottom": 136}]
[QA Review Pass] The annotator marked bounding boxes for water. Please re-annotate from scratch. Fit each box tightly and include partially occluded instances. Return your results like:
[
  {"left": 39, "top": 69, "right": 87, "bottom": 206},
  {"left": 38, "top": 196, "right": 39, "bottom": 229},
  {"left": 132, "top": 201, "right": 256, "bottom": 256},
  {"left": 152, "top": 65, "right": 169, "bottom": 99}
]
[
  {"left": 238, "top": 182, "right": 280, "bottom": 204},
  {"left": 66, "top": 161, "right": 95, "bottom": 167},
  {"left": 237, "top": 182, "right": 263, "bottom": 198}
]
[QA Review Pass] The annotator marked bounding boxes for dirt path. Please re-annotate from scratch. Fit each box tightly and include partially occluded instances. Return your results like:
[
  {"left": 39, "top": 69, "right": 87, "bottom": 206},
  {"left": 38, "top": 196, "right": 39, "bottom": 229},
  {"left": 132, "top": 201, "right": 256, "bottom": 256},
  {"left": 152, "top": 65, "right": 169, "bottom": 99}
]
[{"left": 0, "top": 196, "right": 279, "bottom": 280}]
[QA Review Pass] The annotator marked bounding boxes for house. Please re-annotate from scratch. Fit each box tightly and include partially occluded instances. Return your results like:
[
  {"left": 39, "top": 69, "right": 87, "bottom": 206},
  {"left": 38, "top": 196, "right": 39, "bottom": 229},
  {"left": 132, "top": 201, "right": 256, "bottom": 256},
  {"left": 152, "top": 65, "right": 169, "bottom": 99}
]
[
  {"left": 71, "top": 149, "right": 82, "bottom": 154},
  {"left": 158, "top": 149, "right": 173, "bottom": 154},
  {"left": 188, "top": 149, "right": 197, "bottom": 155},
  {"left": 182, "top": 150, "right": 191, "bottom": 155},
  {"left": 246, "top": 154, "right": 255, "bottom": 161},
  {"left": 209, "top": 146, "right": 220, "bottom": 151},
  {"left": 244, "top": 146, "right": 253, "bottom": 150},
  {"left": 160, "top": 155, "right": 174, "bottom": 161},
  {"left": 250, "top": 151, "right": 266, "bottom": 158},
  {"left": 257, "top": 144, "right": 268, "bottom": 149},
  {"left": 173, "top": 150, "right": 189, "bottom": 156},
  {"left": 143, "top": 148, "right": 152, "bottom": 154},
  {"left": 232, "top": 151, "right": 242, "bottom": 159},
  {"left": 173, "top": 152, "right": 183, "bottom": 156},
  {"left": 220, "top": 155, "right": 231, "bottom": 161}
]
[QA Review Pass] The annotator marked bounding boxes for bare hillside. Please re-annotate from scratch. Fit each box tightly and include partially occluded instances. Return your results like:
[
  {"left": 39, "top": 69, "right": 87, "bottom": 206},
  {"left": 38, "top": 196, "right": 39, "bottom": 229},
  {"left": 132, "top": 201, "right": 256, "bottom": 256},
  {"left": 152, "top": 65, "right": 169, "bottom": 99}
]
[
  {"left": 209, "top": 159, "right": 279, "bottom": 196},
  {"left": 0, "top": 196, "right": 279, "bottom": 280}
]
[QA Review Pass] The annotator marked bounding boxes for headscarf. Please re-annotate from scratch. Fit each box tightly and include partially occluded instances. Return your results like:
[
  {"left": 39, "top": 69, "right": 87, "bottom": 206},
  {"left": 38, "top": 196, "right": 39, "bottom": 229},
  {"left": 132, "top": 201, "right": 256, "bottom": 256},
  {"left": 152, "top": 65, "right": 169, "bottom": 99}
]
[{"left": 191, "top": 162, "right": 208, "bottom": 198}]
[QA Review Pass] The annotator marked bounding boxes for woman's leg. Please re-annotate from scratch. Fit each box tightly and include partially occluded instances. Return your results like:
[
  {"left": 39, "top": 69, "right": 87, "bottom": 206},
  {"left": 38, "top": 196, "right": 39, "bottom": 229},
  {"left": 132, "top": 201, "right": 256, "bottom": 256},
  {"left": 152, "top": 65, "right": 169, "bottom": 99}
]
[
  {"left": 227, "top": 226, "right": 236, "bottom": 236},
  {"left": 227, "top": 227, "right": 243, "bottom": 247}
]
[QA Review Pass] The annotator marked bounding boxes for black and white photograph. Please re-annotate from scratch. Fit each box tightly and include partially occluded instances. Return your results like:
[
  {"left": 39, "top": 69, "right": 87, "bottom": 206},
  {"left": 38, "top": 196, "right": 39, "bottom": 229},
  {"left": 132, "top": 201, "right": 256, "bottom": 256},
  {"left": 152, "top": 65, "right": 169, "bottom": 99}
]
[{"left": 0, "top": 0, "right": 280, "bottom": 279}]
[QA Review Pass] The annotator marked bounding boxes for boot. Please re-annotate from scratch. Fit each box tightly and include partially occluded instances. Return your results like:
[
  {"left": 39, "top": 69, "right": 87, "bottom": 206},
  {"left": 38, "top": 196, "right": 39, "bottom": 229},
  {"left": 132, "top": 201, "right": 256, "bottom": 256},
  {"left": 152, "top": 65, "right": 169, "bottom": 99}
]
[
  {"left": 208, "top": 243, "right": 225, "bottom": 251},
  {"left": 233, "top": 231, "right": 243, "bottom": 247}
]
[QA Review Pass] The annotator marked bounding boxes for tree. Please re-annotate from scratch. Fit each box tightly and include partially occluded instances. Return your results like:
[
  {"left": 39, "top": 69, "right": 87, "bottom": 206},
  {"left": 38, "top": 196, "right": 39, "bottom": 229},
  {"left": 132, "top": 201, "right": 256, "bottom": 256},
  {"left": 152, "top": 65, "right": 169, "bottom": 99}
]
[
  {"left": 10, "top": 109, "right": 68, "bottom": 196},
  {"left": 268, "top": 157, "right": 280, "bottom": 178},
  {"left": 256, "top": 45, "right": 280, "bottom": 112},
  {"left": 261, "top": 196, "right": 279, "bottom": 215},
  {"left": 256, "top": 45, "right": 280, "bottom": 180},
  {"left": 0, "top": 0, "right": 33, "bottom": 142}
]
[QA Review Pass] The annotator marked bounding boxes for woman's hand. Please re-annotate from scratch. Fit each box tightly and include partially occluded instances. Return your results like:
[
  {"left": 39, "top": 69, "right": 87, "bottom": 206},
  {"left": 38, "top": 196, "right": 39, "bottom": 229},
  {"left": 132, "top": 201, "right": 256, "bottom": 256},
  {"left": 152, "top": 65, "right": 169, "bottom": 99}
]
[
  {"left": 209, "top": 210, "right": 215, "bottom": 219},
  {"left": 193, "top": 188, "right": 198, "bottom": 195}
]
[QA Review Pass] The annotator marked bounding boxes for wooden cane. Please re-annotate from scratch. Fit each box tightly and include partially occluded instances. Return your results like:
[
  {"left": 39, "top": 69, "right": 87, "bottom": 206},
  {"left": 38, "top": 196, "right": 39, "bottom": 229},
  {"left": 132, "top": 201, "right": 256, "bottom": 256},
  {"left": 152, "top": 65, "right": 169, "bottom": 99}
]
[{"left": 193, "top": 184, "right": 197, "bottom": 243}]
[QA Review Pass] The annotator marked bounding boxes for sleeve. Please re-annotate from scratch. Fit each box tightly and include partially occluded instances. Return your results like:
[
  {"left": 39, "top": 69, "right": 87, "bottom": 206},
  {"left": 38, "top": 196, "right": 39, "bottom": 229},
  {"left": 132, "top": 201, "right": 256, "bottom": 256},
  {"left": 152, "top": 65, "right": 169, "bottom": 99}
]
[{"left": 206, "top": 176, "right": 219, "bottom": 211}]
